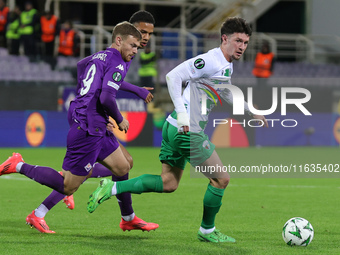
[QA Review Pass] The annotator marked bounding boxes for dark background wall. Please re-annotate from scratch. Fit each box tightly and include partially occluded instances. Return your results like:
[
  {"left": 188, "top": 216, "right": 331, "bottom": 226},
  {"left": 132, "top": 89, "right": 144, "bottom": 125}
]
[
  {"left": 256, "top": 1, "right": 306, "bottom": 34},
  {"left": 0, "top": 83, "right": 59, "bottom": 111}
]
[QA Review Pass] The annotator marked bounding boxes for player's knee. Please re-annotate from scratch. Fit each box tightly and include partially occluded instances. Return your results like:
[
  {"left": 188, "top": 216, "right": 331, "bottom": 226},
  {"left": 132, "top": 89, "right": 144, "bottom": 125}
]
[
  {"left": 63, "top": 186, "right": 76, "bottom": 196},
  {"left": 105, "top": 159, "right": 131, "bottom": 176},
  {"left": 115, "top": 163, "right": 131, "bottom": 176}
]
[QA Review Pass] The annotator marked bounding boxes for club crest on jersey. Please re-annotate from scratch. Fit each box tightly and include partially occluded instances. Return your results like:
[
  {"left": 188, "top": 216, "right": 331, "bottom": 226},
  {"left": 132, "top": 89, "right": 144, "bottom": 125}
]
[
  {"left": 194, "top": 58, "right": 205, "bottom": 69},
  {"left": 116, "top": 64, "right": 124, "bottom": 71},
  {"left": 202, "top": 140, "right": 210, "bottom": 150},
  {"left": 222, "top": 68, "right": 230, "bottom": 77},
  {"left": 112, "top": 72, "right": 122, "bottom": 82},
  {"left": 84, "top": 163, "right": 92, "bottom": 172}
]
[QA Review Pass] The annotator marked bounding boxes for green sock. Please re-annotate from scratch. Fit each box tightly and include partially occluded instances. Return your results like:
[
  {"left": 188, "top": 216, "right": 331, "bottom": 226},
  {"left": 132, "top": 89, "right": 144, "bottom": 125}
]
[
  {"left": 201, "top": 183, "right": 225, "bottom": 229},
  {"left": 116, "top": 174, "right": 163, "bottom": 194}
]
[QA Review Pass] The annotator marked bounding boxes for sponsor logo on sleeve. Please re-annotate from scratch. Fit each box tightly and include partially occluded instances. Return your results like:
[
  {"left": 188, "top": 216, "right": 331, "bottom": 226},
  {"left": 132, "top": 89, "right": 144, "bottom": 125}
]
[
  {"left": 107, "top": 80, "right": 120, "bottom": 90},
  {"left": 189, "top": 63, "right": 196, "bottom": 74}
]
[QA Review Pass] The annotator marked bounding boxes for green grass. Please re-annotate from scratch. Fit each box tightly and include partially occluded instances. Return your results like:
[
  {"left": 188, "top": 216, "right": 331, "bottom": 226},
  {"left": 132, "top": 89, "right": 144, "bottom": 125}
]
[{"left": 0, "top": 147, "right": 339, "bottom": 255}]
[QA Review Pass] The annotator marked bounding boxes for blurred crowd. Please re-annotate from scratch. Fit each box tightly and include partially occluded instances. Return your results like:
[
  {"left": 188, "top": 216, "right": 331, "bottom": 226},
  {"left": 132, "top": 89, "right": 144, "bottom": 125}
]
[{"left": 0, "top": 0, "right": 80, "bottom": 69}]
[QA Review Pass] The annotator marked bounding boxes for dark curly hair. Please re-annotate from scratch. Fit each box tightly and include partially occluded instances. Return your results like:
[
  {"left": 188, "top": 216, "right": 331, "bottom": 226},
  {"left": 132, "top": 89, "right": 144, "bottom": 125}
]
[
  {"left": 129, "top": 10, "right": 155, "bottom": 25},
  {"left": 220, "top": 17, "right": 252, "bottom": 43}
]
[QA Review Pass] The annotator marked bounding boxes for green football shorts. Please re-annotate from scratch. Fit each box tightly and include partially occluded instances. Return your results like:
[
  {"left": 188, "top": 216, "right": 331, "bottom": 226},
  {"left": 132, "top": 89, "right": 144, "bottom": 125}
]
[{"left": 159, "top": 121, "right": 215, "bottom": 169}]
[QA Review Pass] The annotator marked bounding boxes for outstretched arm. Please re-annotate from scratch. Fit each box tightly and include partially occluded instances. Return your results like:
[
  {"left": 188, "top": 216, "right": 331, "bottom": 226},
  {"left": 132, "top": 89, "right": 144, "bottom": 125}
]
[{"left": 120, "top": 81, "right": 153, "bottom": 103}]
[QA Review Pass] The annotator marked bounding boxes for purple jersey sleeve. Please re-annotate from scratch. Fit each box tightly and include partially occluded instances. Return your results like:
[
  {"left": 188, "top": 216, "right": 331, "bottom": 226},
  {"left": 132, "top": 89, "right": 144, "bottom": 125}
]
[
  {"left": 100, "top": 90, "right": 123, "bottom": 124},
  {"left": 118, "top": 57, "right": 149, "bottom": 99},
  {"left": 119, "top": 81, "right": 149, "bottom": 100},
  {"left": 100, "top": 50, "right": 129, "bottom": 123}
]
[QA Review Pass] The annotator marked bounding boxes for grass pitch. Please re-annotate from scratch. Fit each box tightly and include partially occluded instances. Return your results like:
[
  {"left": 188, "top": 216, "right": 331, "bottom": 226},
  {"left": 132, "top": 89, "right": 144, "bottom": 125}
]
[{"left": 0, "top": 147, "right": 339, "bottom": 255}]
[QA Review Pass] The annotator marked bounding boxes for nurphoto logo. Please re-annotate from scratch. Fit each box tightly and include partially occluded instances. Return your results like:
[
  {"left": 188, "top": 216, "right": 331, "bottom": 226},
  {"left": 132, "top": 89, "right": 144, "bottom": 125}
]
[{"left": 200, "top": 83, "right": 311, "bottom": 128}]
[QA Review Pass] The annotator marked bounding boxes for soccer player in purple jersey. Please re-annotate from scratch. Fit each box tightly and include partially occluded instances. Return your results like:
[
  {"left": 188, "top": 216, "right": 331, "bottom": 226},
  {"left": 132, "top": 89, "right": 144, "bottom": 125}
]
[
  {"left": 0, "top": 21, "right": 155, "bottom": 233},
  {"left": 17, "top": 10, "right": 159, "bottom": 234}
]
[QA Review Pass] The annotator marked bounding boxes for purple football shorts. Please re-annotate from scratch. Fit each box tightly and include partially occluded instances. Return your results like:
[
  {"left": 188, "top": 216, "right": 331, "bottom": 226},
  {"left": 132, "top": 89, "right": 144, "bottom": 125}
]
[{"left": 62, "top": 123, "right": 119, "bottom": 176}]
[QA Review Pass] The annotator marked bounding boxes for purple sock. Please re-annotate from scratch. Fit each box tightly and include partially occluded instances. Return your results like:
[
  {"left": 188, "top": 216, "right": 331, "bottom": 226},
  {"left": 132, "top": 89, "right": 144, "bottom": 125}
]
[
  {"left": 91, "top": 163, "right": 134, "bottom": 216},
  {"left": 112, "top": 173, "right": 134, "bottom": 216},
  {"left": 20, "top": 163, "right": 65, "bottom": 194},
  {"left": 42, "top": 190, "right": 66, "bottom": 210},
  {"left": 91, "top": 163, "right": 113, "bottom": 178}
]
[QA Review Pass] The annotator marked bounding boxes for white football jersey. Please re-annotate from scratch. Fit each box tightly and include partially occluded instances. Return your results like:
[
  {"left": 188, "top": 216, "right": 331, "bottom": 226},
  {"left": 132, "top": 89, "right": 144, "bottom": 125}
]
[{"left": 166, "top": 47, "right": 251, "bottom": 133}]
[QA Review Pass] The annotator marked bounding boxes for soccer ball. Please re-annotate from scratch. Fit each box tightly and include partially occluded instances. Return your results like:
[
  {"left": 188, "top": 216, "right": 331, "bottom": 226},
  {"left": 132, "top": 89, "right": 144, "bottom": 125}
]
[{"left": 282, "top": 217, "right": 314, "bottom": 246}]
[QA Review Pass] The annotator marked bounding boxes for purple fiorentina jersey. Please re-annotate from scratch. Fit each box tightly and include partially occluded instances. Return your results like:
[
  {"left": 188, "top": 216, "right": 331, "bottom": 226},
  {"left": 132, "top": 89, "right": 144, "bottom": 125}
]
[
  {"left": 71, "top": 48, "right": 130, "bottom": 136},
  {"left": 75, "top": 53, "right": 133, "bottom": 92}
]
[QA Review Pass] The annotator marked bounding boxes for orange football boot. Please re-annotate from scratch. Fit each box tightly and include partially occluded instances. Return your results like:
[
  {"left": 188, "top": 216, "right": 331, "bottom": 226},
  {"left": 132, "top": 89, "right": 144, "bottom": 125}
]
[
  {"left": 0, "top": 153, "right": 24, "bottom": 176},
  {"left": 26, "top": 211, "right": 56, "bottom": 234},
  {"left": 120, "top": 216, "right": 159, "bottom": 232}
]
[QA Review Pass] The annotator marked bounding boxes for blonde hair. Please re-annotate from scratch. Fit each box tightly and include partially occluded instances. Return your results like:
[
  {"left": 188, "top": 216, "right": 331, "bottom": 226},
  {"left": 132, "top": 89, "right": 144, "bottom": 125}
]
[{"left": 112, "top": 21, "right": 142, "bottom": 42}]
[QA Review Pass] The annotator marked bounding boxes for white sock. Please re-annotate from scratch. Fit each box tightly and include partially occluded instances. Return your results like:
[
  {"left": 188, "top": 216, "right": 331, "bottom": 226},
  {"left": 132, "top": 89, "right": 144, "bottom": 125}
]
[
  {"left": 199, "top": 226, "right": 215, "bottom": 234},
  {"left": 34, "top": 204, "right": 49, "bottom": 218},
  {"left": 122, "top": 212, "right": 135, "bottom": 222},
  {"left": 111, "top": 182, "right": 117, "bottom": 196},
  {"left": 16, "top": 162, "right": 24, "bottom": 172}
]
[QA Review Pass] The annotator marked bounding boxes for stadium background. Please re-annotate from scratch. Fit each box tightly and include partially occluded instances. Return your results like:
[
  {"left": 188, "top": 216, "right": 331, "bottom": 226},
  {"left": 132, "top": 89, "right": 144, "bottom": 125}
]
[{"left": 1, "top": 0, "right": 340, "bottom": 148}]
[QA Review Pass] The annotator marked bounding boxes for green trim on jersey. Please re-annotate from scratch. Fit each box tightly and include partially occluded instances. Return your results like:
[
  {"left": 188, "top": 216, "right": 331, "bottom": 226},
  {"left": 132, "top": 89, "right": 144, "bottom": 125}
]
[
  {"left": 159, "top": 121, "right": 215, "bottom": 169},
  {"left": 170, "top": 110, "right": 177, "bottom": 120}
]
